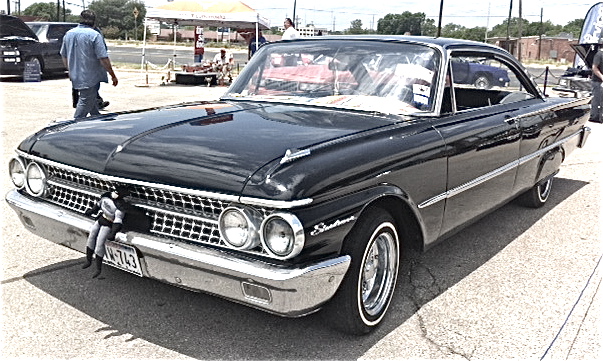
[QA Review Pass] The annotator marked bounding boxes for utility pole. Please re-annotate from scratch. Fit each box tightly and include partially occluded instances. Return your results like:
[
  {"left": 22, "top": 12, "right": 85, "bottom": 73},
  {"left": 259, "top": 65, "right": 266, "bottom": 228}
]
[
  {"left": 538, "top": 7, "right": 543, "bottom": 60},
  {"left": 518, "top": 0, "right": 522, "bottom": 61},
  {"left": 293, "top": 0, "right": 296, "bottom": 28},
  {"left": 506, "top": 0, "right": 513, "bottom": 40},
  {"left": 436, "top": 0, "right": 444, "bottom": 37},
  {"left": 485, "top": 2, "right": 490, "bottom": 42}
]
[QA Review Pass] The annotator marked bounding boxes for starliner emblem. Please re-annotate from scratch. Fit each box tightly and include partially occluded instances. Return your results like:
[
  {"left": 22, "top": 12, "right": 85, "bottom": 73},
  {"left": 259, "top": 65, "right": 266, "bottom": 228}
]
[{"left": 310, "top": 215, "right": 356, "bottom": 236}]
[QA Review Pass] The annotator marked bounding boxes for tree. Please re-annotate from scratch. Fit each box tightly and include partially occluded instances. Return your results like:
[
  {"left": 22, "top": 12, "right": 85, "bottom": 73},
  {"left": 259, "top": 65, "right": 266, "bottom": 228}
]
[
  {"left": 562, "top": 18, "right": 584, "bottom": 38},
  {"left": 346, "top": 19, "right": 366, "bottom": 34},
  {"left": 23, "top": 2, "right": 77, "bottom": 22},
  {"left": 377, "top": 12, "right": 428, "bottom": 35},
  {"left": 88, "top": 0, "right": 146, "bottom": 40},
  {"left": 439, "top": 23, "right": 487, "bottom": 42}
]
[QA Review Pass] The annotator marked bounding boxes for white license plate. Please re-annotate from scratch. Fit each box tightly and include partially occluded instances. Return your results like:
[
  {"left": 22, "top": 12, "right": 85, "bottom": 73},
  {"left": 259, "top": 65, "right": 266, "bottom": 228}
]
[{"left": 104, "top": 241, "right": 143, "bottom": 277}]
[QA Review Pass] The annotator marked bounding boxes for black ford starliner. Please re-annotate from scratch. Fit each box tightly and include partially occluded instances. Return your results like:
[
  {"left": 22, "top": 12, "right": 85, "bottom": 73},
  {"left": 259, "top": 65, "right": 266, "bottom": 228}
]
[{"left": 6, "top": 36, "right": 592, "bottom": 334}]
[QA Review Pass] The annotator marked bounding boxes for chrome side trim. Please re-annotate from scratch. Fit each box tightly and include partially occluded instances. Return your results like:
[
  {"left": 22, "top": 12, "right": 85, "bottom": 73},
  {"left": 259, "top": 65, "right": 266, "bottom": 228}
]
[
  {"left": 15, "top": 150, "right": 313, "bottom": 209},
  {"left": 418, "top": 129, "right": 584, "bottom": 209}
]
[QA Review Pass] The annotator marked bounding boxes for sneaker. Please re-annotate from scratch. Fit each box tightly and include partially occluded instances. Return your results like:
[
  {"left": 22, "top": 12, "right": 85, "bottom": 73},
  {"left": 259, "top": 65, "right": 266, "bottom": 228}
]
[{"left": 99, "top": 101, "right": 110, "bottom": 109}]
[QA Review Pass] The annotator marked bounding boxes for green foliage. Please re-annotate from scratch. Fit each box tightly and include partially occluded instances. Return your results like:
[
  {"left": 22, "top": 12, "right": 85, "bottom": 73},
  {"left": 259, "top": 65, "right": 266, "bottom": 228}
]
[
  {"left": 562, "top": 18, "right": 584, "bottom": 38},
  {"left": 23, "top": 2, "right": 77, "bottom": 22},
  {"left": 377, "top": 12, "right": 429, "bottom": 35},
  {"left": 440, "top": 23, "right": 488, "bottom": 42},
  {"left": 346, "top": 19, "right": 366, "bottom": 34},
  {"left": 88, "top": 0, "right": 147, "bottom": 40}
]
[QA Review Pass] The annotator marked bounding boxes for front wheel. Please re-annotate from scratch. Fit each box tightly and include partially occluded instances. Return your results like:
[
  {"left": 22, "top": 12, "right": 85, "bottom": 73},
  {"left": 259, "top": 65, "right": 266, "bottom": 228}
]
[
  {"left": 518, "top": 177, "right": 553, "bottom": 208},
  {"left": 326, "top": 207, "right": 400, "bottom": 335}
]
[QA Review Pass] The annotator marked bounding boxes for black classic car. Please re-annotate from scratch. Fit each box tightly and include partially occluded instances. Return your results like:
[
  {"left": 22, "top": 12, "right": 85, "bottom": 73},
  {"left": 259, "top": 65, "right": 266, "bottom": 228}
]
[
  {"left": 7, "top": 36, "right": 592, "bottom": 334},
  {"left": 0, "top": 15, "right": 77, "bottom": 75}
]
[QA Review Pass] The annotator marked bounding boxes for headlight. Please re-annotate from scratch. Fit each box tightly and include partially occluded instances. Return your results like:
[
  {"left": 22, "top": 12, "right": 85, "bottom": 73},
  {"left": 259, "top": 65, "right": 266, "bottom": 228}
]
[
  {"left": 261, "top": 213, "right": 304, "bottom": 259},
  {"left": 3, "top": 50, "right": 20, "bottom": 56},
  {"left": 218, "top": 206, "right": 261, "bottom": 249},
  {"left": 559, "top": 79, "right": 568, "bottom": 86},
  {"left": 25, "top": 162, "right": 47, "bottom": 196},
  {"left": 8, "top": 158, "right": 26, "bottom": 189}
]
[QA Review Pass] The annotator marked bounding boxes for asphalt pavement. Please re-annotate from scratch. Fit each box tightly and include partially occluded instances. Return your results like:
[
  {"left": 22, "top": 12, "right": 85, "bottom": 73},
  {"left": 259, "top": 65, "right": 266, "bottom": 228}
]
[{"left": 1, "top": 70, "right": 601, "bottom": 359}]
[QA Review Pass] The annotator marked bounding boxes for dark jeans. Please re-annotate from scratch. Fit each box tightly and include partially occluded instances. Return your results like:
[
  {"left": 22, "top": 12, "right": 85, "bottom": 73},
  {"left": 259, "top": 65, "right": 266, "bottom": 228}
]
[
  {"left": 591, "top": 81, "right": 602, "bottom": 122},
  {"left": 74, "top": 84, "right": 101, "bottom": 119}
]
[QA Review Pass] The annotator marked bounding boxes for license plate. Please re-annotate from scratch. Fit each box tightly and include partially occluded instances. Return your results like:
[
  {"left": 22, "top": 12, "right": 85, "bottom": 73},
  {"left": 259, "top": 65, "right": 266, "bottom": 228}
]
[{"left": 104, "top": 241, "right": 143, "bottom": 277}]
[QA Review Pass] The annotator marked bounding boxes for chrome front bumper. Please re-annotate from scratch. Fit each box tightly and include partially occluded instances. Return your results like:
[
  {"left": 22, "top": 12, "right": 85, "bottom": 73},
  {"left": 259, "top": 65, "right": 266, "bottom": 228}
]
[{"left": 6, "top": 189, "right": 351, "bottom": 317}]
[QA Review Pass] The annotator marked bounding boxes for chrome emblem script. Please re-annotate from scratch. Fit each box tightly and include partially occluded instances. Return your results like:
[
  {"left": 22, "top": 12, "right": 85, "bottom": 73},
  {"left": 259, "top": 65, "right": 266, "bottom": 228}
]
[{"left": 310, "top": 216, "right": 356, "bottom": 236}]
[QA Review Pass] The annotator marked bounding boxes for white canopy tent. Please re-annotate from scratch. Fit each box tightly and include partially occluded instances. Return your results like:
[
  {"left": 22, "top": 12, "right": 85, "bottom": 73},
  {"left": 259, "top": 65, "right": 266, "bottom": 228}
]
[{"left": 141, "top": 0, "right": 270, "bottom": 72}]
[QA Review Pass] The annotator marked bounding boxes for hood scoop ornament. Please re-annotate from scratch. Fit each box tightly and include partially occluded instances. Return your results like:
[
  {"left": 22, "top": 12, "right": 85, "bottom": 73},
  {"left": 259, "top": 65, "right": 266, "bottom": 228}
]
[{"left": 280, "top": 148, "right": 311, "bottom": 164}]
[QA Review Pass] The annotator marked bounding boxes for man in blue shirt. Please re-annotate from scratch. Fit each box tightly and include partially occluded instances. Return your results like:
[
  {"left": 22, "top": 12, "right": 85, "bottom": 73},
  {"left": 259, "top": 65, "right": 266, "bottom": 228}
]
[
  {"left": 61, "top": 10, "right": 118, "bottom": 118},
  {"left": 248, "top": 30, "right": 267, "bottom": 59}
]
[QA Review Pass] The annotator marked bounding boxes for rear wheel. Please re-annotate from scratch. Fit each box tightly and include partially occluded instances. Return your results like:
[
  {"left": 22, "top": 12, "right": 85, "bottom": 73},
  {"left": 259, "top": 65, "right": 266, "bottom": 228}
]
[
  {"left": 473, "top": 74, "right": 491, "bottom": 89},
  {"left": 518, "top": 177, "right": 553, "bottom": 208},
  {"left": 326, "top": 207, "right": 400, "bottom": 335}
]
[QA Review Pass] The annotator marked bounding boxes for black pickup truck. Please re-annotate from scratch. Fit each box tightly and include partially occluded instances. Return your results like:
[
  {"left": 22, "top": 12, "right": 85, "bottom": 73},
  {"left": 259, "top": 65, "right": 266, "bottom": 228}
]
[{"left": 0, "top": 14, "right": 77, "bottom": 75}]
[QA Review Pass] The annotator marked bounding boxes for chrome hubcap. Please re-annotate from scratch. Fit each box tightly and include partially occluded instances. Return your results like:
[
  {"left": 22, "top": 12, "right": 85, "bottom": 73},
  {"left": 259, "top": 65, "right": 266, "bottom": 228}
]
[{"left": 361, "top": 224, "right": 398, "bottom": 317}]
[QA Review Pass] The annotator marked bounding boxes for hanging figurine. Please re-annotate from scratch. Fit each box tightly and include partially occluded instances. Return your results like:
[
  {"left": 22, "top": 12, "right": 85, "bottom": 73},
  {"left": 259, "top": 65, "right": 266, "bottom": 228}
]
[{"left": 83, "top": 186, "right": 127, "bottom": 278}]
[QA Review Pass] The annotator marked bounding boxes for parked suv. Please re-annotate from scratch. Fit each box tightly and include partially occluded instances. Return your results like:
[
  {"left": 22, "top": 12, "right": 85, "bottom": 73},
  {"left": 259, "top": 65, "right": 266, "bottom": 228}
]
[{"left": 0, "top": 14, "right": 77, "bottom": 75}]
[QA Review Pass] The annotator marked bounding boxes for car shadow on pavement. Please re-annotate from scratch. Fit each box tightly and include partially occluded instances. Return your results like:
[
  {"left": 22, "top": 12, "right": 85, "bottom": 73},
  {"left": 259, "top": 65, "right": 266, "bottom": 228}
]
[{"left": 22, "top": 176, "right": 588, "bottom": 359}]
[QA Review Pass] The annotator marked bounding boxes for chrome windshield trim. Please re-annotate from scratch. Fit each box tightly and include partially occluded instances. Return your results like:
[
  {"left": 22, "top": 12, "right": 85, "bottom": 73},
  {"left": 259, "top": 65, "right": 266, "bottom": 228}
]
[
  {"left": 15, "top": 150, "right": 313, "bottom": 209},
  {"left": 418, "top": 129, "right": 584, "bottom": 209}
]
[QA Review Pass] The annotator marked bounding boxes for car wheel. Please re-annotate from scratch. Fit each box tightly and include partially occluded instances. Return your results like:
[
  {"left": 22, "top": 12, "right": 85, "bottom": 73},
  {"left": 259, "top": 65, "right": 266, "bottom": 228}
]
[
  {"left": 518, "top": 177, "right": 553, "bottom": 208},
  {"left": 473, "top": 74, "right": 491, "bottom": 89},
  {"left": 326, "top": 207, "right": 400, "bottom": 335}
]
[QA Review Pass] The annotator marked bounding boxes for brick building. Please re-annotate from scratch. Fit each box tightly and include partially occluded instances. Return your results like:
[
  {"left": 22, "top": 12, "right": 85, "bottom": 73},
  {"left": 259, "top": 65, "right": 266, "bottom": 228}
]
[{"left": 488, "top": 36, "right": 578, "bottom": 64}]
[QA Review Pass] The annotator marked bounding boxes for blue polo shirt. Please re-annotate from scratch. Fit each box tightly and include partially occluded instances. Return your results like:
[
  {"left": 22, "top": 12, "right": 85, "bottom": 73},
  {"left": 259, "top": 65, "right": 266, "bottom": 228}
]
[{"left": 60, "top": 24, "right": 109, "bottom": 89}]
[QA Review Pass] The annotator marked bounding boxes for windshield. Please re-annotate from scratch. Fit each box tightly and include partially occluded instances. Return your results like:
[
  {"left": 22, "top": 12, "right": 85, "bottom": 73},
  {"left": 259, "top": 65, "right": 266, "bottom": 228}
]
[
  {"left": 27, "top": 24, "right": 44, "bottom": 37},
  {"left": 224, "top": 40, "right": 441, "bottom": 115}
]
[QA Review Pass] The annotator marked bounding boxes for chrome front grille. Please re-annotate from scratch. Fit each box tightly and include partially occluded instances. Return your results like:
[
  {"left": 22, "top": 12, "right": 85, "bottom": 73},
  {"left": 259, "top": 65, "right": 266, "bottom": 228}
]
[{"left": 34, "top": 160, "right": 271, "bottom": 254}]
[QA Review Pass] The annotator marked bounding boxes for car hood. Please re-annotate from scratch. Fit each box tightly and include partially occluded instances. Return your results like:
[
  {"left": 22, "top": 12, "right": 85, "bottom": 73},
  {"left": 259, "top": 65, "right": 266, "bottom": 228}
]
[
  {"left": 22, "top": 100, "right": 394, "bottom": 195},
  {"left": 0, "top": 15, "right": 38, "bottom": 40},
  {"left": 571, "top": 43, "right": 599, "bottom": 68}
]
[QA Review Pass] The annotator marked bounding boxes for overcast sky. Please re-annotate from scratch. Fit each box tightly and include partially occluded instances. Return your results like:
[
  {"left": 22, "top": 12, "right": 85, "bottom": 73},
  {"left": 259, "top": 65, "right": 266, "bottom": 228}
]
[{"left": 2, "top": 0, "right": 598, "bottom": 31}]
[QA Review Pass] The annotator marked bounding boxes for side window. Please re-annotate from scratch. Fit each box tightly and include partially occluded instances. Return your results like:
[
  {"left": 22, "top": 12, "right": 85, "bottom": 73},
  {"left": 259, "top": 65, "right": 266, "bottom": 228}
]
[
  {"left": 449, "top": 54, "right": 536, "bottom": 111},
  {"left": 48, "top": 25, "right": 70, "bottom": 41}
]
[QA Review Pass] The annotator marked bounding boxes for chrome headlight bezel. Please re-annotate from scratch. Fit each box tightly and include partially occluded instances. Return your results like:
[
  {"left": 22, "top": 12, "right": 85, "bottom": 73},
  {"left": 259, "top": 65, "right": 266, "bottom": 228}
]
[
  {"left": 260, "top": 213, "right": 304, "bottom": 259},
  {"left": 25, "top": 162, "right": 47, "bottom": 197},
  {"left": 8, "top": 157, "right": 26, "bottom": 189},
  {"left": 218, "top": 206, "right": 262, "bottom": 250}
]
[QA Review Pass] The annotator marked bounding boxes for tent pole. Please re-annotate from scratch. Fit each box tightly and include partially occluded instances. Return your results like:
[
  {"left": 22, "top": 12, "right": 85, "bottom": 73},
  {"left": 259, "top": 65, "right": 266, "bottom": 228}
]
[
  {"left": 172, "top": 22, "right": 177, "bottom": 70},
  {"left": 255, "top": 14, "right": 259, "bottom": 58},
  {"left": 137, "top": 17, "right": 149, "bottom": 87},
  {"left": 141, "top": 18, "right": 147, "bottom": 70}
]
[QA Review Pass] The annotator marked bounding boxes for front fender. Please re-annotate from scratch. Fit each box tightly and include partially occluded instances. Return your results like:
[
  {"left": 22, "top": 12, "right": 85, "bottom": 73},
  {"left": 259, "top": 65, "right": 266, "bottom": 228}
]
[{"left": 295, "top": 184, "right": 424, "bottom": 260}]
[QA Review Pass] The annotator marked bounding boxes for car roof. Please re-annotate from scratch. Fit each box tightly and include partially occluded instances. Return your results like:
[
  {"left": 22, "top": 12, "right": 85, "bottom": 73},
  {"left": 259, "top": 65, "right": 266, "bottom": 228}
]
[
  {"left": 25, "top": 22, "right": 79, "bottom": 25},
  {"left": 285, "top": 35, "right": 510, "bottom": 56}
]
